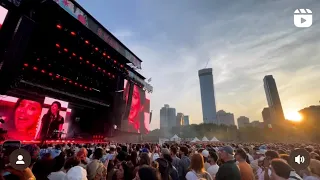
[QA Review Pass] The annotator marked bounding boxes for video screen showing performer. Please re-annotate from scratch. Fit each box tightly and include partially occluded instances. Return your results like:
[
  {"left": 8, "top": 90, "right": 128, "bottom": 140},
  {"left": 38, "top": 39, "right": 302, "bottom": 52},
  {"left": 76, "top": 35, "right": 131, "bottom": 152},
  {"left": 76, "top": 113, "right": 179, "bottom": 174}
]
[
  {"left": 123, "top": 80, "right": 150, "bottom": 134},
  {"left": 38, "top": 101, "right": 64, "bottom": 140},
  {"left": 0, "top": 5, "right": 8, "bottom": 29},
  {"left": 0, "top": 96, "right": 43, "bottom": 140}
]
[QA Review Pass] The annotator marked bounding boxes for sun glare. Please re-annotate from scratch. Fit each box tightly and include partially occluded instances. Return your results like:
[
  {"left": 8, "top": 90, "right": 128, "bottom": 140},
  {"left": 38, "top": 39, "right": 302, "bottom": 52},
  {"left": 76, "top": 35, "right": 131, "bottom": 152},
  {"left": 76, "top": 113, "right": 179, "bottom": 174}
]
[{"left": 285, "top": 111, "right": 302, "bottom": 122}]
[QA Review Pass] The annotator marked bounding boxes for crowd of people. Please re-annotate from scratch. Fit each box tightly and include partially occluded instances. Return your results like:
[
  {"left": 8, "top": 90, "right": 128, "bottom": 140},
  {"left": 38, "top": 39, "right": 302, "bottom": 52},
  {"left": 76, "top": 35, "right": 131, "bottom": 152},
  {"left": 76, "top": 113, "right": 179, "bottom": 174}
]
[{"left": 1, "top": 142, "right": 320, "bottom": 180}]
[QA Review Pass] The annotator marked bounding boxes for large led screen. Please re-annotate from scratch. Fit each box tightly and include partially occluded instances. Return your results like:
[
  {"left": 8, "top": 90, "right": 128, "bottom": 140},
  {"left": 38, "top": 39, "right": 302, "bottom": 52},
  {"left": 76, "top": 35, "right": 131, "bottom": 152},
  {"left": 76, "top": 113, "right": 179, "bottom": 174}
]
[
  {"left": 0, "top": 95, "right": 71, "bottom": 140},
  {"left": 0, "top": 5, "right": 8, "bottom": 29},
  {"left": 123, "top": 80, "right": 150, "bottom": 134},
  {"left": 35, "top": 97, "right": 71, "bottom": 140}
]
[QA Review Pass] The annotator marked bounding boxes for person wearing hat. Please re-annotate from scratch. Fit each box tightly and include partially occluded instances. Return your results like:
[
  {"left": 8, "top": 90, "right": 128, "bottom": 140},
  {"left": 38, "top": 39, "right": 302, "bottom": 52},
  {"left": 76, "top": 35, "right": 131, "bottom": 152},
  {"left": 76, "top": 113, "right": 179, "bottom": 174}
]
[{"left": 215, "top": 146, "right": 240, "bottom": 180}]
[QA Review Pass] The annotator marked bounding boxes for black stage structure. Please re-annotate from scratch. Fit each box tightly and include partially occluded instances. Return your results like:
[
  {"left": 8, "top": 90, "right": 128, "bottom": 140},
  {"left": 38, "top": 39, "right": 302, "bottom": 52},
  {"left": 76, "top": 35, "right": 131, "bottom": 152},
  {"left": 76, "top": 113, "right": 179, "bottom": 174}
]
[{"left": 0, "top": 0, "right": 153, "bottom": 141}]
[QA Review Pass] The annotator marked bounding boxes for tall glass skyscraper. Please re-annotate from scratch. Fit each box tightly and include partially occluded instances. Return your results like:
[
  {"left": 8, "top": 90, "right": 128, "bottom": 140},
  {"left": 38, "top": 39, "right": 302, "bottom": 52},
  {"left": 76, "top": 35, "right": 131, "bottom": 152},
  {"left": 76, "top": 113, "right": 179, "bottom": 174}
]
[
  {"left": 198, "top": 68, "right": 217, "bottom": 124},
  {"left": 263, "top": 75, "right": 285, "bottom": 123}
]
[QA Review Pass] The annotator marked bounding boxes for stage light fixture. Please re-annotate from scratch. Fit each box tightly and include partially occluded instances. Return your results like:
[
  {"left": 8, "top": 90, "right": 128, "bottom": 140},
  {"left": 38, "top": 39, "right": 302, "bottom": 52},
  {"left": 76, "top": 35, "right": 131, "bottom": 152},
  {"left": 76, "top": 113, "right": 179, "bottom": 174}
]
[
  {"left": 56, "top": 24, "right": 62, "bottom": 29},
  {"left": 24, "top": 63, "right": 28, "bottom": 67},
  {"left": 23, "top": 64, "right": 96, "bottom": 92},
  {"left": 52, "top": 28, "right": 131, "bottom": 84}
]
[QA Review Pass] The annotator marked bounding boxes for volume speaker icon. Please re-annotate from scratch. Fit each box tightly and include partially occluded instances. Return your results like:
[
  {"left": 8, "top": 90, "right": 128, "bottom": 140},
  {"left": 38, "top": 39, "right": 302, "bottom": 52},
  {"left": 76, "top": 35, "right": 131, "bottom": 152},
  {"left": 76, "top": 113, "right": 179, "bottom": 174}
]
[{"left": 294, "top": 155, "right": 305, "bottom": 164}]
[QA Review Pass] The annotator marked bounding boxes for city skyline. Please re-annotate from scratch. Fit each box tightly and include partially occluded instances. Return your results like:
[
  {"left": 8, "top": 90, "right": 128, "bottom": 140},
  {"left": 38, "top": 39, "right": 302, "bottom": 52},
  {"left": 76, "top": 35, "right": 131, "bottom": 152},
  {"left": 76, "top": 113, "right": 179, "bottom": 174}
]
[{"left": 76, "top": 0, "right": 320, "bottom": 130}]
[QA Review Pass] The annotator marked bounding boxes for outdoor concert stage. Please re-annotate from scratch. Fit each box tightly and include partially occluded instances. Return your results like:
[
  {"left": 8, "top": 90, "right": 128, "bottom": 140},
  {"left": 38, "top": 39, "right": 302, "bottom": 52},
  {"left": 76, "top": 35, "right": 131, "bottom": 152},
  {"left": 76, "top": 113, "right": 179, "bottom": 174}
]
[
  {"left": 0, "top": 0, "right": 152, "bottom": 142},
  {"left": 1, "top": 139, "right": 107, "bottom": 145}
]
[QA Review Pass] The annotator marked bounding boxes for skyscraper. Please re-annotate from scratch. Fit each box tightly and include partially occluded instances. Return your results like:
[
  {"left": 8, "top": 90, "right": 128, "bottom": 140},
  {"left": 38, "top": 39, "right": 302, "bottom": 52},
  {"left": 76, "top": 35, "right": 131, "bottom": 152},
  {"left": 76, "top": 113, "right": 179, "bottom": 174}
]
[
  {"left": 263, "top": 75, "right": 285, "bottom": 123},
  {"left": 262, "top": 107, "right": 272, "bottom": 124},
  {"left": 237, "top": 116, "right": 250, "bottom": 128},
  {"left": 217, "top": 110, "right": 235, "bottom": 126},
  {"left": 183, "top": 115, "right": 190, "bottom": 125},
  {"left": 176, "top": 113, "right": 184, "bottom": 127},
  {"left": 198, "top": 68, "right": 217, "bottom": 124},
  {"left": 160, "top": 104, "right": 176, "bottom": 129}
]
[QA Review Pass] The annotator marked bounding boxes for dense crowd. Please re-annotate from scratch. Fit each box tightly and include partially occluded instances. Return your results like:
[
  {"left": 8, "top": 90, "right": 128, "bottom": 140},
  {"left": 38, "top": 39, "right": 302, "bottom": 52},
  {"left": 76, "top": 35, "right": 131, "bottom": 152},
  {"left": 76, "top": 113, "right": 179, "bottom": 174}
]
[{"left": 1, "top": 142, "right": 320, "bottom": 180}]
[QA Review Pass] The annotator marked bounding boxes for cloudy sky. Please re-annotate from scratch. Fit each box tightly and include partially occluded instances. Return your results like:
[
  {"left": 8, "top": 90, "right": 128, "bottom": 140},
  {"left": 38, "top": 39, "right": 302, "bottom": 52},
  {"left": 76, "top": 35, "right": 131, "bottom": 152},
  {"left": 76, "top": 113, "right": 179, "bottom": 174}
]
[{"left": 77, "top": 0, "right": 320, "bottom": 130}]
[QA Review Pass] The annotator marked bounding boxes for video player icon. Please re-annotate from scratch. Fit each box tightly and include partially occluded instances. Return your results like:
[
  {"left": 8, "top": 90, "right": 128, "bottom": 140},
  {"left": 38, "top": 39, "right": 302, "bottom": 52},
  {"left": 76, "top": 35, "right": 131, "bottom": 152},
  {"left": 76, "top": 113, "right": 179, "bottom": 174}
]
[
  {"left": 294, "top": 9, "right": 313, "bottom": 28},
  {"left": 289, "top": 148, "right": 310, "bottom": 171}
]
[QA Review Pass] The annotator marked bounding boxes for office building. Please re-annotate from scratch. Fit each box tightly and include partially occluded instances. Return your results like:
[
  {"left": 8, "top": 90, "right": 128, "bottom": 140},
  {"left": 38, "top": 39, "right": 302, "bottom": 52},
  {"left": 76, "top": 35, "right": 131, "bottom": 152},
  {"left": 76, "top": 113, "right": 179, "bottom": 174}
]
[
  {"left": 237, "top": 116, "right": 250, "bottom": 128},
  {"left": 217, "top": 110, "right": 235, "bottom": 126},
  {"left": 262, "top": 107, "right": 272, "bottom": 124},
  {"left": 160, "top": 104, "right": 176, "bottom": 129},
  {"left": 263, "top": 75, "right": 285, "bottom": 123},
  {"left": 299, "top": 105, "right": 320, "bottom": 124},
  {"left": 183, "top": 115, "right": 190, "bottom": 125},
  {"left": 250, "top": 120, "right": 264, "bottom": 128},
  {"left": 198, "top": 68, "right": 217, "bottom": 124},
  {"left": 176, "top": 113, "right": 184, "bottom": 127}
]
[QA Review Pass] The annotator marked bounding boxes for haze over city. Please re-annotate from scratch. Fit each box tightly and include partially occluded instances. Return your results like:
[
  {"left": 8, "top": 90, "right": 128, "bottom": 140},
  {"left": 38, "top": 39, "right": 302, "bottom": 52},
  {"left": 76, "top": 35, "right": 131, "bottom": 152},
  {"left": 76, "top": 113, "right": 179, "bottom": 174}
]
[{"left": 77, "top": 0, "right": 320, "bottom": 130}]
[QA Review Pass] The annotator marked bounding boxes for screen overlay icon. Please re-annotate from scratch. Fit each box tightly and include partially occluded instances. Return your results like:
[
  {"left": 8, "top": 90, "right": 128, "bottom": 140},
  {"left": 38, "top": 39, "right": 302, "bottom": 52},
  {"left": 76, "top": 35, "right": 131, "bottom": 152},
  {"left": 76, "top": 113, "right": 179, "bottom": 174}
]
[
  {"left": 289, "top": 148, "right": 310, "bottom": 171},
  {"left": 294, "top": 155, "right": 305, "bottom": 164},
  {"left": 294, "top": 9, "right": 313, "bottom": 28}
]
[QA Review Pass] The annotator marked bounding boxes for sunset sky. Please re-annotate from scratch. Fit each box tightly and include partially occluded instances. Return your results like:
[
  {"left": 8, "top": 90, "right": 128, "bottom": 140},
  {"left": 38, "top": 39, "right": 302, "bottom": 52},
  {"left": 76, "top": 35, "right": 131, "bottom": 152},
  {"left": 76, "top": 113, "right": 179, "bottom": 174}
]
[{"left": 77, "top": 0, "right": 320, "bottom": 130}]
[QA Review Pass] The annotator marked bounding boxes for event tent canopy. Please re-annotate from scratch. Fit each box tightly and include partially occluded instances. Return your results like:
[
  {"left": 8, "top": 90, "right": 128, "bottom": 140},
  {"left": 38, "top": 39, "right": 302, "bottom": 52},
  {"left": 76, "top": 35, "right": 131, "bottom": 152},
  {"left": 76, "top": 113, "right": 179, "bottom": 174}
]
[
  {"left": 170, "top": 134, "right": 181, "bottom": 141},
  {"left": 202, "top": 136, "right": 209, "bottom": 141},
  {"left": 190, "top": 137, "right": 200, "bottom": 142},
  {"left": 210, "top": 137, "right": 219, "bottom": 142}
]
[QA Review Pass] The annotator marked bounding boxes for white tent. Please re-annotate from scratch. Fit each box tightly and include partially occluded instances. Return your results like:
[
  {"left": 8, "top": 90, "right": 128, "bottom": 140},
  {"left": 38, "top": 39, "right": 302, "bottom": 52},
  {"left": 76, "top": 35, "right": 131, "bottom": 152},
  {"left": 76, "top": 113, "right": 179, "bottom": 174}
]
[
  {"left": 170, "top": 134, "right": 181, "bottom": 141},
  {"left": 159, "top": 138, "right": 170, "bottom": 145},
  {"left": 202, "top": 136, "right": 209, "bottom": 142},
  {"left": 210, "top": 137, "right": 219, "bottom": 142},
  {"left": 190, "top": 137, "right": 200, "bottom": 142}
]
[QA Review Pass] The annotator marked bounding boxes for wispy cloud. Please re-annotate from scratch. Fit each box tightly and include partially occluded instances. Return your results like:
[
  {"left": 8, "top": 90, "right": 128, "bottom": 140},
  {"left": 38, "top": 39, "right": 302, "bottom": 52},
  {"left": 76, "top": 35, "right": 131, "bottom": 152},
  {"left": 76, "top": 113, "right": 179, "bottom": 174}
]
[{"left": 77, "top": 0, "right": 320, "bottom": 129}]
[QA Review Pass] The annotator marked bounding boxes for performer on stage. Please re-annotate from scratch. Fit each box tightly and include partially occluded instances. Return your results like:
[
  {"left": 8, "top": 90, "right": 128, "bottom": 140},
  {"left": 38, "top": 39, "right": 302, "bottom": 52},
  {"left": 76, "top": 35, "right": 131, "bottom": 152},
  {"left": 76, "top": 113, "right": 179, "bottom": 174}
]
[{"left": 39, "top": 101, "right": 64, "bottom": 140}]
